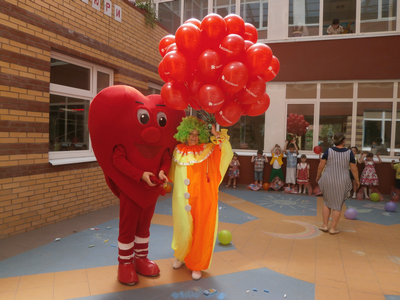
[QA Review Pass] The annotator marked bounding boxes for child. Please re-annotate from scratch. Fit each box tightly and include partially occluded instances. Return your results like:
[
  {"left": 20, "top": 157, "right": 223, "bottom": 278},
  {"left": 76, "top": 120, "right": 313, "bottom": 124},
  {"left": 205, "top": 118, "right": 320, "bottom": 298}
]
[
  {"left": 269, "top": 144, "right": 284, "bottom": 183},
  {"left": 284, "top": 140, "right": 298, "bottom": 190},
  {"left": 359, "top": 152, "right": 382, "bottom": 199},
  {"left": 297, "top": 154, "right": 310, "bottom": 194},
  {"left": 350, "top": 146, "right": 359, "bottom": 198},
  {"left": 392, "top": 158, "right": 400, "bottom": 189},
  {"left": 251, "top": 150, "right": 268, "bottom": 186},
  {"left": 226, "top": 153, "right": 240, "bottom": 188},
  {"left": 327, "top": 18, "right": 344, "bottom": 35}
]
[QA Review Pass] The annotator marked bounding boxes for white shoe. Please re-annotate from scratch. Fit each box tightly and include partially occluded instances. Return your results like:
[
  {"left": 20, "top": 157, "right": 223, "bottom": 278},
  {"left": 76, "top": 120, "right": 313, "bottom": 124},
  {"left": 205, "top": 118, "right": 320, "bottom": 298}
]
[
  {"left": 192, "top": 270, "right": 202, "bottom": 280},
  {"left": 303, "top": 190, "right": 306, "bottom": 194},
  {"left": 172, "top": 258, "right": 184, "bottom": 269},
  {"left": 352, "top": 193, "right": 356, "bottom": 199}
]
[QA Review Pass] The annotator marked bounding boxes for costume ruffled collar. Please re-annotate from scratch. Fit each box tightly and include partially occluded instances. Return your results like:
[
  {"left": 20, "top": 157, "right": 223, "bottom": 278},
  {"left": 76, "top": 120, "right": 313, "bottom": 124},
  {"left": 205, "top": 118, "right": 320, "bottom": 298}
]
[{"left": 173, "top": 143, "right": 215, "bottom": 165}]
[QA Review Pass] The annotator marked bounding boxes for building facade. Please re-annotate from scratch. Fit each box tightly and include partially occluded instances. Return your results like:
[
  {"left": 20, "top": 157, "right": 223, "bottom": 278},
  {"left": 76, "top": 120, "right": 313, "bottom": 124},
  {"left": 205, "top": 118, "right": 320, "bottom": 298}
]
[{"left": 0, "top": 0, "right": 167, "bottom": 239}]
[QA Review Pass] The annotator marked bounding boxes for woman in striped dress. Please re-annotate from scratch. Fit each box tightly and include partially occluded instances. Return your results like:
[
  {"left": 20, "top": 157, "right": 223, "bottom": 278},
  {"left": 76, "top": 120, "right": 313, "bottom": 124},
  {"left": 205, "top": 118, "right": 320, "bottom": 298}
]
[{"left": 316, "top": 133, "right": 359, "bottom": 235}]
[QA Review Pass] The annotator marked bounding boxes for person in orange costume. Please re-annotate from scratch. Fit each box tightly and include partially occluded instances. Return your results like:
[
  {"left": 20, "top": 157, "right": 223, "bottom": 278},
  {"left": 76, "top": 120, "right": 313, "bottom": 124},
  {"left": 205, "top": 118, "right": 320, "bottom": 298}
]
[
  {"left": 89, "top": 86, "right": 185, "bottom": 286},
  {"left": 168, "top": 116, "right": 233, "bottom": 280}
]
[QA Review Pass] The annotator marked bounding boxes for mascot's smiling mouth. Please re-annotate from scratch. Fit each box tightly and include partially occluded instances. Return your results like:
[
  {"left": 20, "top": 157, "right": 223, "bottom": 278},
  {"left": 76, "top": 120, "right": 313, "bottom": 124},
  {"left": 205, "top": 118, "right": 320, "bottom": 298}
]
[{"left": 134, "top": 143, "right": 162, "bottom": 159}]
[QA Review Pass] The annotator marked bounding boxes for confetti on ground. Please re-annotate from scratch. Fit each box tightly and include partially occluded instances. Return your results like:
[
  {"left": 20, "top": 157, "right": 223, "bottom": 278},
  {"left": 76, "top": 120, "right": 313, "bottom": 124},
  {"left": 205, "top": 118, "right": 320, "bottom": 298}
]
[
  {"left": 104, "top": 239, "right": 109, "bottom": 243},
  {"left": 54, "top": 238, "right": 61, "bottom": 242},
  {"left": 94, "top": 228, "right": 99, "bottom": 230},
  {"left": 88, "top": 245, "right": 95, "bottom": 248},
  {"left": 253, "top": 288, "right": 257, "bottom": 292},
  {"left": 246, "top": 290, "right": 250, "bottom": 293},
  {"left": 111, "top": 244, "right": 117, "bottom": 247},
  {"left": 264, "top": 289, "right": 269, "bottom": 293},
  {"left": 106, "top": 226, "right": 113, "bottom": 230},
  {"left": 90, "top": 228, "right": 95, "bottom": 231}
]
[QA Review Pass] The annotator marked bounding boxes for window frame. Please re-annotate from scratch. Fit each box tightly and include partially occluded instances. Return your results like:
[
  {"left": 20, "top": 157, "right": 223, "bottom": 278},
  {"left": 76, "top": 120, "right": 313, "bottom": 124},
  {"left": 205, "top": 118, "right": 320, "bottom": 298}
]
[
  {"left": 284, "top": 81, "right": 399, "bottom": 160},
  {"left": 49, "top": 52, "right": 114, "bottom": 166}
]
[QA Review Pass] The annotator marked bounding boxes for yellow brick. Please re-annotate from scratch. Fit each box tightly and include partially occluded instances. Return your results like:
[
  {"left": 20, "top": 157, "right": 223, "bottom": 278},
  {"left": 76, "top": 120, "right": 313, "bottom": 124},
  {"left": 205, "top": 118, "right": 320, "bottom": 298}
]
[
  {"left": 18, "top": 25, "right": 36, "bottom": 36},
  {"left": 19, "top": 71, "right": 37, "bottom": 79},
  {"left": 30, "top": 174, "right": 45, "bottom": 180},
  {"left": 9, "top": 155, "right": 27, "bottom": 160},
  {"left": 1, "top": 68, "right": 19, "bottom": 76},
  {"left": 27, "top": 154, "right": 42, "bottom": 159},
  {"left": 0, "top": 19, "right": 19, "bottom": 31},
  {"left": 27, "top": 111, "right": 42, "bottom": 117},
  {"left": 13, "top": 176, "right": 30, "bottom": 182},
  {"left": 11, "top": 63, "right": 28, "bottom": 71},
  {"left": 27, "top": 133, "right": 43, "bottom": 138},
  {"left": 18, "top": 116, "right": 35, "bottom": 122},
  {"left": 18, "top": 138, "right": 35, "bottom": 143},
  {"left": 35, "top": 138, "right": 48, "bottom": 143},
  {"left": 9, "top": 110, "right": 26, "bottom": 116},
  {"left": 0, "top": 115, "right": 19, "bottom": 121},
  {"left": 0, "top": 178, "right": 13, "bottom": 185},
  {"left": 34, "top": 159, "right": 48, "bottom": 164},
  {"left": 0, "top": 138, "right": 18, "bottom": 144},
  {"left": 0, "top": 91, "right": 18, "bottom": 98},
  {"left": 0, "top": 133, "right": 9, "bottom": 138},
  {"left": 2, "top": 182, "right": 20, "bottom": 190},
  {"left": 18, "top": 159, "right": 35, "bottom": 165},
  {"left": 10, "top": 87, "right": 27, "bottom": 94},
  {"left": 10, "top": 132, "right": 27, "bottom": 138}
]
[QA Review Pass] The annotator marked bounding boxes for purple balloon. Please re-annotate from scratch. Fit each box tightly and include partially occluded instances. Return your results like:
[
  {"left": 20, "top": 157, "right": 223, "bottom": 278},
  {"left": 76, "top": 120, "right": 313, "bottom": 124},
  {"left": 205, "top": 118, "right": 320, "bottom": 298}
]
[
  {"left": 344, "top": 208, "right": 358, "bottom": 219},
  {"left": 385, "top": 201, "right": 397, "bottom": 212}
]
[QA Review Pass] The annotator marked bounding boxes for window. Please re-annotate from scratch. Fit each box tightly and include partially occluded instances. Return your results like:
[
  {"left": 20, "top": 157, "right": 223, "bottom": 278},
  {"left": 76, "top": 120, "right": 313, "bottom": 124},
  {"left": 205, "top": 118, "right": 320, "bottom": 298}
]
[
  {"left": 240, "top": 0, "right": 268, "bottom": 39},
  {"left": 49, "top": 53, "right": 113, "bottom": 165},
  {"left": 221, "top": 115, "right": 265, "bottom": 150},
  {"left": 184, "top": 0, "right": 208, "bottom": 21},
  {"left": 158, "top": 0, "right": 181, "bottom": 34},
  {"left": 287, "top": 104, "right": 314, "bottom": 151},
  {"left": 361, "top": 0, "right": 397, "bottom": 33},
  {"left": 356, "top": 102, "right": 392, "bottom": 155},
  {"left": 214, "top": 0, "right": 236, "bottom": 17},
  {"left": 323, "top": 0, "right": 356, "bottom": 35},
  {"left": 288, "top": 0, "right": 320, "bottom": 37},
  {"left": 319, "top": 102, "right": 352, "bottom": 152}
]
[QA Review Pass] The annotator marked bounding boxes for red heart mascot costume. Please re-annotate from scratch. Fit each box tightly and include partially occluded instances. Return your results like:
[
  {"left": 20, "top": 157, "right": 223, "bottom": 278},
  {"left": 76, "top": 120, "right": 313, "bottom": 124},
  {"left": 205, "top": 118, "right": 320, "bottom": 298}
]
[{"left": 89, "top": 85, "right": 185, "bottom": 285}]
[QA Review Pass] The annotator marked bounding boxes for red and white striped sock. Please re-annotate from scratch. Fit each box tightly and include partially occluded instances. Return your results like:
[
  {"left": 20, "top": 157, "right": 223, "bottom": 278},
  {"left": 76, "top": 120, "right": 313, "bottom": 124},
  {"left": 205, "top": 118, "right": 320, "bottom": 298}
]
[{"left": 134, "top": 236, "right": 149, "bottom": 259}]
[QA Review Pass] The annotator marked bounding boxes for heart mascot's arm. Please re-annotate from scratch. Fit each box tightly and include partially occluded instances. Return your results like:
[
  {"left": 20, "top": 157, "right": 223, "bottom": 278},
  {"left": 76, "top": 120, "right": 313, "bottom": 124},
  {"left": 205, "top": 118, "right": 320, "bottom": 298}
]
[{"left": 113, "top": 144, "right": 144, "bottom": 182}]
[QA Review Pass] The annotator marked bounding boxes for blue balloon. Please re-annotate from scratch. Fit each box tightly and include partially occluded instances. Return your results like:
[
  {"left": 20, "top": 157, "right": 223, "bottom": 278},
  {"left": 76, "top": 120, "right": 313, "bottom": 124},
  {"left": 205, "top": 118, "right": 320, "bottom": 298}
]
[
  {"left": 344, "top": 208, "right": 357, "bottom": 219},
  {"left": 385, "top": 202, "right": 397, "bottom": 212}
]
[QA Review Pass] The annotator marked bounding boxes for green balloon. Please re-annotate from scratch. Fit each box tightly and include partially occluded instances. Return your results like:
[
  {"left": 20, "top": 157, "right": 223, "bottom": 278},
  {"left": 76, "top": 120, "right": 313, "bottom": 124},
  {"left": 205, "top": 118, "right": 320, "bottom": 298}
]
[
  {"left": 218, "top": 230, "right": 232, "bottom": 245},
  {"left": 370, "top": 193, "right": 380, "bottom": 202}
]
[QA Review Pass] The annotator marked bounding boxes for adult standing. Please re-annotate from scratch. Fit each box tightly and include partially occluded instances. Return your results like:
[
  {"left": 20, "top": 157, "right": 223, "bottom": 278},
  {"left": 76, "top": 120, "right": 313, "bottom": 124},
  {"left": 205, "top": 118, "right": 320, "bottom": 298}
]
[
  {"left": 169, "top": 117, "right": 233, "bottom": 280},
  {"left": 316, "top": 132, "right": 359, "bottom": 235}
]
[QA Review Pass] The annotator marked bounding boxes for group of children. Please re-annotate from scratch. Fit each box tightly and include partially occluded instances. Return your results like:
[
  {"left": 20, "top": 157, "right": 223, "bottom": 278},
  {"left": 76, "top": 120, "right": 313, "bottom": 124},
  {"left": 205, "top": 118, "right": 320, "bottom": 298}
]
[{"left": 226, "top": 142, "right": 387, "bottom": 199}]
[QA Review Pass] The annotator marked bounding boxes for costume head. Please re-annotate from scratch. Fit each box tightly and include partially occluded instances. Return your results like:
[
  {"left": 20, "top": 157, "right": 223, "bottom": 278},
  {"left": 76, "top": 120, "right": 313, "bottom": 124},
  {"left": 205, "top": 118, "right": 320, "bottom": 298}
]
[
  {"left": 174, "top": 116, "right": 210, "bottom": 144},
  {"left": 89, "top": 85, "right": 185, "bottom": 207}
]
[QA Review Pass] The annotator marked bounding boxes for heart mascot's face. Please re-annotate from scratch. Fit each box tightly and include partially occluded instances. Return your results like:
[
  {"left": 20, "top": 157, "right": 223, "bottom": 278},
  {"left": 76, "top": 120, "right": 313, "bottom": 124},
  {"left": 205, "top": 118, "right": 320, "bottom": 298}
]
[{"left": 88, "top": 85, "right": 185, "bottom": 206}]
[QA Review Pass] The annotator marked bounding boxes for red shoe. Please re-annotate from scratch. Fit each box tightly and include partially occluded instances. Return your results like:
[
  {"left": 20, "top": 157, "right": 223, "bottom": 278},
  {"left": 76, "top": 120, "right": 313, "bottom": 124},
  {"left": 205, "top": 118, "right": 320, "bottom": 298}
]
[
  {"left": 133, "top": 257, "right": 160, "bottom": 276},
  {"left": 118, "top": 262, "right": 138, "bottom": 286}
]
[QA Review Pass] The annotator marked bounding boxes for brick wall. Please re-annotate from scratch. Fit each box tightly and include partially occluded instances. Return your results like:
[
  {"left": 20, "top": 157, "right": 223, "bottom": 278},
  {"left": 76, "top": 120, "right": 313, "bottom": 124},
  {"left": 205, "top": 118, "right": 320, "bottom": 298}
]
[{"left": 0, "top": 0, "right": 169, "bottom": 239}]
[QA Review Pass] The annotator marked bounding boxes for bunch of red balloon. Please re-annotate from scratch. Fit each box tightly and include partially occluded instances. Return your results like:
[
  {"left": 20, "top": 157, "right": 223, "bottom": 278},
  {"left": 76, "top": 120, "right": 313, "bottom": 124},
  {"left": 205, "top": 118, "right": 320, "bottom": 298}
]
[
  {"left": 287, "top": 114, "right": 309, "bottom": 138},
  {"left": 158, "top": 13, "right": 280, "bottom": 127}
]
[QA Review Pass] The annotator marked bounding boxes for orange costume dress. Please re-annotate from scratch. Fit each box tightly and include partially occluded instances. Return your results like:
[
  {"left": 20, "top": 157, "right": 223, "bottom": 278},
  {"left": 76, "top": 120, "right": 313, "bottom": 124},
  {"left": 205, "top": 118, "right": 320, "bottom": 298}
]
[{"left": 169, "top": 130, "right": 232, "bottom": 271}]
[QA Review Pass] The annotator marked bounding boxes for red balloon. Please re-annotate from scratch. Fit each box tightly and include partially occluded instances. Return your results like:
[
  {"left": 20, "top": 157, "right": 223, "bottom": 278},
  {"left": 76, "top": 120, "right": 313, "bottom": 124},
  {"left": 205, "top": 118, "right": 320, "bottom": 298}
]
[
  {"left": 187, "top": 75, "right": 204, "bottom": 96},
  {"left": 314, "top": 146, "right": 322, "bottom": 154},
  {"left": 215, "top": 101, "right": 242, "bottom": 127},
  {"left": 219, "top": 61, "right": 249, "bottom": 94},
  {"left": 245, "top": 43, "right": 273, "bottom": 76},
  {"left": 299, "top": 115, "right": 304, "bottom": 121},
  {"left": 197, "top": 49, "right": 223, "bottom": 84},
  {"left": 158, "top": 60, "right": 169, "bottom": 83},
  {"left": 161, "top": 82, "right": 189, "bottom": 110},
  {"left": 198, "top": 84, "right": 225, "bottom": 113},
  {"left": 175, "top": 23, "right": 202, "bottom": 58},
  {"left": 241, "top": 93, "right": 270, "bottom": 117},
  {"left": 305, "top": 121, "right": 309, "bottom": 127},
  {"left": 184, "top": 18, "right": 201, "bottom": 28},
  {"left": 261, "top": 55, "right": 280, "bottom": 82},
  {"left": 162, "top": 51, "right": 189, "bottom": 83},
  {"left": 200, "top": 14, "right": 227, "bottom": 49},
  {"left": 165, "top": 43, "right": 178, "bottom": 54},
  {"left": 244, "top": 40, "right": 254, "bottom": 50},
  {"left": 218, "top": 34, "right": 245, "bottom": 64},
  {"left": 289, "top": 113, "right": 294, "bottom": 118},
  {"left": 238, "top": 76, "right": 266, "bottom": 105},
  {"left": 244, "top": 23, "right": 258, "bottom": 43},
  {"left": 159, "top": 35, "right": 175, "bottom": 57},
  {"left": 294, "top": 114, "right": 298, "bottom": 118},
  {"left": 224, "top": 14, "right": 245, "bottom": 37}
]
